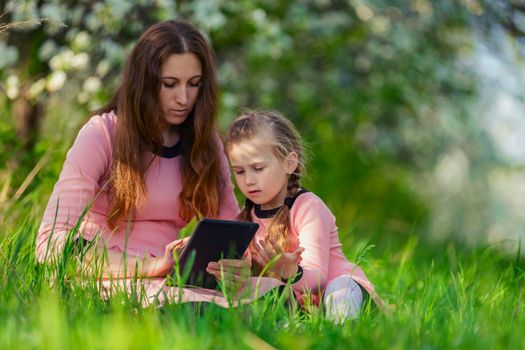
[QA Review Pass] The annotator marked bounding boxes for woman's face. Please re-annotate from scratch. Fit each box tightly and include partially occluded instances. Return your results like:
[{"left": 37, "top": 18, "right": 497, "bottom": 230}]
[{"left": 158, "top": 53, "right": 202, "bottom": 130}]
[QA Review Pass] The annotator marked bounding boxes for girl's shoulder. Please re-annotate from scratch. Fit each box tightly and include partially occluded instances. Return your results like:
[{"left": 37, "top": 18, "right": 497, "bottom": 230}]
[
  {"left": 288, "top": 190, "right": 337, "bottom": 234},
  {"left": 290, "top": 190, "right": 335, "bottom": 220}
]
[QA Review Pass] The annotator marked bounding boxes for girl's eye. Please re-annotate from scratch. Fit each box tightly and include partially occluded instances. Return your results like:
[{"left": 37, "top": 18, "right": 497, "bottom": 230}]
[
  {"left": 235, "top": 170, "right": 245, "bottom": 175},
  {"left": 254, "top": 167, "right": 264, "bottom": 172}
]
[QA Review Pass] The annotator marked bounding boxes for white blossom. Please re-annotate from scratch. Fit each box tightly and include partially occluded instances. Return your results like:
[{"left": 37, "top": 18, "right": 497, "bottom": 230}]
[
  {"left": 6, "top": 75, "right": 20, "bottom": 100},
  {"left": 356, "top": 5, "right": 374, "bottom": 22},
  {"left": 71, "top": 53, "right": 89, "bottom": 70},
  {"left": 96, "top": 60, "right": 111, "bottom": 77},
  {"left": 83, "top": 76, "right": 101, "bottom": 93},
  {"left": 26, "top": 79, "right": 46, "bottom": 100},
  {"left": 49, "top": 50, "right": 74, "bottom": 71},
  {"left": 46, "top": 71, "right": 67, "bottom": 92},
  {"left": 74, "top": 32, "right": 91, "bottom": 50}
]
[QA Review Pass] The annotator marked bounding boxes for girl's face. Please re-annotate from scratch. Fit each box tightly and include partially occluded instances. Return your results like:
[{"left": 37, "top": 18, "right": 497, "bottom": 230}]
[
  {"left": 158, "top": 53, "right": 202, "bottom": 130},
  {"left": 228, "top": 136, "right": 297, "bottom": 210}
]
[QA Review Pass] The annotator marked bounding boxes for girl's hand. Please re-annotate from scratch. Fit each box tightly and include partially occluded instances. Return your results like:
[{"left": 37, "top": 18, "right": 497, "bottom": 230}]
[
  {"left": 206, "top": 255, "right": 252, "bottom": 290},
  {"left": 253, "top": 238, "right": 304, "bottom": 280},
  {"left": 146, "top": 238, "right": 187, "bottom": 277}
]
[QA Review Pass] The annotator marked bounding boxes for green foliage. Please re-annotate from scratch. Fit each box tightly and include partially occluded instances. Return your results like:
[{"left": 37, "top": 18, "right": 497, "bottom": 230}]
[
  {"left": 0, "top": 208, "right": 524, "bottom": 349},
  {"left": 0, "top": 0, "right": 497, "bottom": 240}
]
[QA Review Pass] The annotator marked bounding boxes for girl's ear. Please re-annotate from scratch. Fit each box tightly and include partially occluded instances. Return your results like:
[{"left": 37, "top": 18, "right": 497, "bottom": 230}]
[{"left": 285, "top": 152, "right": 299, "bottom": 174}]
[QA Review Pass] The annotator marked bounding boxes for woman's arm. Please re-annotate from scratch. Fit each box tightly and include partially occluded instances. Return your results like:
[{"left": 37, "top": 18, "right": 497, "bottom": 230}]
[
  {"left": 36, "top": 115, "right": 112, "bottom": 263},
  {"left": 83, "top": 239, "right": 186, "bottom": 279}
]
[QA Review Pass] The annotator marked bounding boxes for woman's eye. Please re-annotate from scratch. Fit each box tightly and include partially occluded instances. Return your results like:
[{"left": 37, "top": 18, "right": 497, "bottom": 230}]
[
  {"left": 190, "top": 81, "right": 201, "bottom": 87},
  {"left": 163, "top": 82, "right": 175, "bottom": 88}
]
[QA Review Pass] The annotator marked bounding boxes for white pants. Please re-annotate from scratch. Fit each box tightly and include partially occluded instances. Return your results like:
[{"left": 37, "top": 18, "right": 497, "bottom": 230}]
[{"left": 323, "top": 275, "right": 364, "bottom": 323}]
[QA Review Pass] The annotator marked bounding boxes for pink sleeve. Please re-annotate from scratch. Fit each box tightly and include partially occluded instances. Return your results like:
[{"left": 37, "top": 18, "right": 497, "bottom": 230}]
[
  {"left": 291, "top": 196, "right": 334, "bottom": 293},
  {"left": 214, "top": 134, "right": 240, "bottom": 220},
  {"left": 35, "top": 115, "right": 112, "bottom": 262}
]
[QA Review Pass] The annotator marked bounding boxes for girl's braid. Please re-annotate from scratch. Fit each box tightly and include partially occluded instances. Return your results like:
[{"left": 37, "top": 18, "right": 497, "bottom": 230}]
[{"left": 287, "top": 173, "right": 301, "bottom": 197}]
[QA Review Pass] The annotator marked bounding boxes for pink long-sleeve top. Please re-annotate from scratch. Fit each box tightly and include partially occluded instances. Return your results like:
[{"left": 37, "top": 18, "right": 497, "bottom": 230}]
[
  {"left": 250, "top": 191, "right": 383, "bottom": 306},
  {"left": 36, "top": 111, "right": 240, "bottom": 262}
]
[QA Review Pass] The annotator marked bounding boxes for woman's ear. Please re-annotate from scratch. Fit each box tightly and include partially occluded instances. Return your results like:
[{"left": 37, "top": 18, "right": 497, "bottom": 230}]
[{"left": 285, "top": 152, "right": 299, "bottom": 174}]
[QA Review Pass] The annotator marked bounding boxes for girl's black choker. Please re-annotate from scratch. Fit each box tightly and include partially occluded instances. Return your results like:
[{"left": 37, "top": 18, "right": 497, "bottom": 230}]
[
  {"left": 254, "top": 204, "right": 282, "bottom": 219},
  {"left": 252, "top": 189, "right": 310, "bottom": 219}
]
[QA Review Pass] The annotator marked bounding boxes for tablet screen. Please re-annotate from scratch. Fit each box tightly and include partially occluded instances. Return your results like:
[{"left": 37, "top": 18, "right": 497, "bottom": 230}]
[{"left": 171, "top": 218, "right": 259, "bottom": 289}]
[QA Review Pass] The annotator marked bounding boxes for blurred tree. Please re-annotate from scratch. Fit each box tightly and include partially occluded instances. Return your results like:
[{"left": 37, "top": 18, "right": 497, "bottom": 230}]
[
  {"left": 0, "top": 0, "right": 500, "bottom": 240},
  {"left": 189, "top": 0, "right": 481, "bottom": 235},
  {"left": 0, "top": 0, "right": 175, "bottom": 154},
  {"left": 478, "top": 0, "right": 525, "bottom": 39}
]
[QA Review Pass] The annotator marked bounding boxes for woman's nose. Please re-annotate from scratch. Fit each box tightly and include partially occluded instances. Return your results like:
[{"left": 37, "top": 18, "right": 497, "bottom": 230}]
[{"left": 175, "top": 86, "right": 188, "bottom": 106}]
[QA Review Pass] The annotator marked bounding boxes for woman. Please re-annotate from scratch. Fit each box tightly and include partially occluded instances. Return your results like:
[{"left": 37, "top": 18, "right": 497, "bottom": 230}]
[{"left": 36, "top": 20, "right": 281, "bottom": 306}]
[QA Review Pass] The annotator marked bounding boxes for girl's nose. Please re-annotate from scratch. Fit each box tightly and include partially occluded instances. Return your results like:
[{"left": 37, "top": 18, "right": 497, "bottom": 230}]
[{"left": 245, "top": 172, "right": 256, "bottom": 185}]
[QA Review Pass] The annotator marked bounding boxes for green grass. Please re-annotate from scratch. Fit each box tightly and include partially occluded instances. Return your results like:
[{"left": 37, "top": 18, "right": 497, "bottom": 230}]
[{"left": 0, "top": 202, "right": 524, "bottom": 350}]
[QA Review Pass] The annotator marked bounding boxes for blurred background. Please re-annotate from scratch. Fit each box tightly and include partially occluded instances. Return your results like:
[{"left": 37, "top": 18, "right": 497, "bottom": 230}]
[{"left": 0, "top": 0, "right": 523, "bottom": 253}]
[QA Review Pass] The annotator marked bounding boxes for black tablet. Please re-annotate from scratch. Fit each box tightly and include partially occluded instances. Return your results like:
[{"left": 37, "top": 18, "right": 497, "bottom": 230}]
[{"left": 171, "top": 218, "right": 259, "bottom": 289}]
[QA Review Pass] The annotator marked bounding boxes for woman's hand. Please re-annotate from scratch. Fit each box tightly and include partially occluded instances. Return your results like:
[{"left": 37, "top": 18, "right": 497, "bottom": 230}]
[
  {"left": 206, "top": 255, "right": 252, "bottom": 291},
  {"left": 253, "top": 238, "right": 304, "bottom": 280},
  {"left": 83, "top": 238, "right": 187, "bottom": 279},
  {"left": 145, "top": 238, "right": 187, "bottom": 277}
]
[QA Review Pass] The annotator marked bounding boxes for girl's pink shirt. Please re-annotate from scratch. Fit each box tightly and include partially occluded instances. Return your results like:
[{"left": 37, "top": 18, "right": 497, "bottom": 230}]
[
  {"left": 36, "top": 111, "right": 240, "bottom": 262},
  {"left": 251, "top": 191, "right": 384, "bottom": 306}
]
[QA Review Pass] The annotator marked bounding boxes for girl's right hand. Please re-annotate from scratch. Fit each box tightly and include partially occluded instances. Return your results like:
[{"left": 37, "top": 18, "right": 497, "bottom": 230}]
[{"left": 206, "top": 254, "right": 252, "bottom": 291}]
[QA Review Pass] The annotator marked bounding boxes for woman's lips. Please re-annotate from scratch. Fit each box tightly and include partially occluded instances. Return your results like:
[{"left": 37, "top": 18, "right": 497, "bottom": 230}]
[{"left": 170, "top": 109, "right": 188, "bottom": 116}]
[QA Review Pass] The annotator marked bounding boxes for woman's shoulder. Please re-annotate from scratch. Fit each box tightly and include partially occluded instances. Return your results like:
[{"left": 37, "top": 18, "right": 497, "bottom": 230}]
[
  {"left": 84, "top": 110, "right": 117, "bottom": 133},
  {"left": 66, "top": 111, "right": 117, "bottom": 163},
  {"left": 77, "top": 110, "right": 117, "bottom": 146}
]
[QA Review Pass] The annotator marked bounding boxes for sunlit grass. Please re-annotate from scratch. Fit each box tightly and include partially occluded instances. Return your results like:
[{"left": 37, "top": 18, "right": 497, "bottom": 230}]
[{"left": 0, "top": 199, "right": 523, "bottom": 349}]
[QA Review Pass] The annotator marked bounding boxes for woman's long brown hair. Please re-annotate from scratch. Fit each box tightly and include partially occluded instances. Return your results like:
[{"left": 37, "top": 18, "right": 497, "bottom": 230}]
[{"left": 96, "top": 20, "right": 221, "bottom": 228}]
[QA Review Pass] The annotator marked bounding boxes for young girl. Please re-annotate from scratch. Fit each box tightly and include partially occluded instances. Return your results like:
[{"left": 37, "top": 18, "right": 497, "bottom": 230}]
[{"left": 223, "top": 110, "right": 386, "bottom": 322}]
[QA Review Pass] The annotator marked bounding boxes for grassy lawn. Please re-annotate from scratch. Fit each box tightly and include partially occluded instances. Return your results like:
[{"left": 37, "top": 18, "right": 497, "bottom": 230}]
[{"left": 0, "top": 207, "right": 523, "bottom": 350}]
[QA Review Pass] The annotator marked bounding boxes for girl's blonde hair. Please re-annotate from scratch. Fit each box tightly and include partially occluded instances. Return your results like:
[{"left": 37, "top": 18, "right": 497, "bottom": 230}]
[{"left": 225, "top": 109, "right": 306, "bottom": 251}]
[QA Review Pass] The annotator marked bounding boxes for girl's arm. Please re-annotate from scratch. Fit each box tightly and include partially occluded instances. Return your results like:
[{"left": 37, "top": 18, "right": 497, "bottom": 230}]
[
  {"left": 36, "top": 115, "right": 112, "bottom": 263},
  {"left": 288, "top": 195, "right": 333, "bottom": 294},
  {"left": 250, "top": 194, "right": 332, "bottom": 293}
]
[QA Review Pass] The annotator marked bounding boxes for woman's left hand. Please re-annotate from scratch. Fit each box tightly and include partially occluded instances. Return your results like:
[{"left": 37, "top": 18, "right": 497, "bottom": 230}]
[
  {"left": 145, "top": 237, "right": 188, "bottom": 277},
  {"left": 206, "top": 255, "right": 252, "bottom": 290}
]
